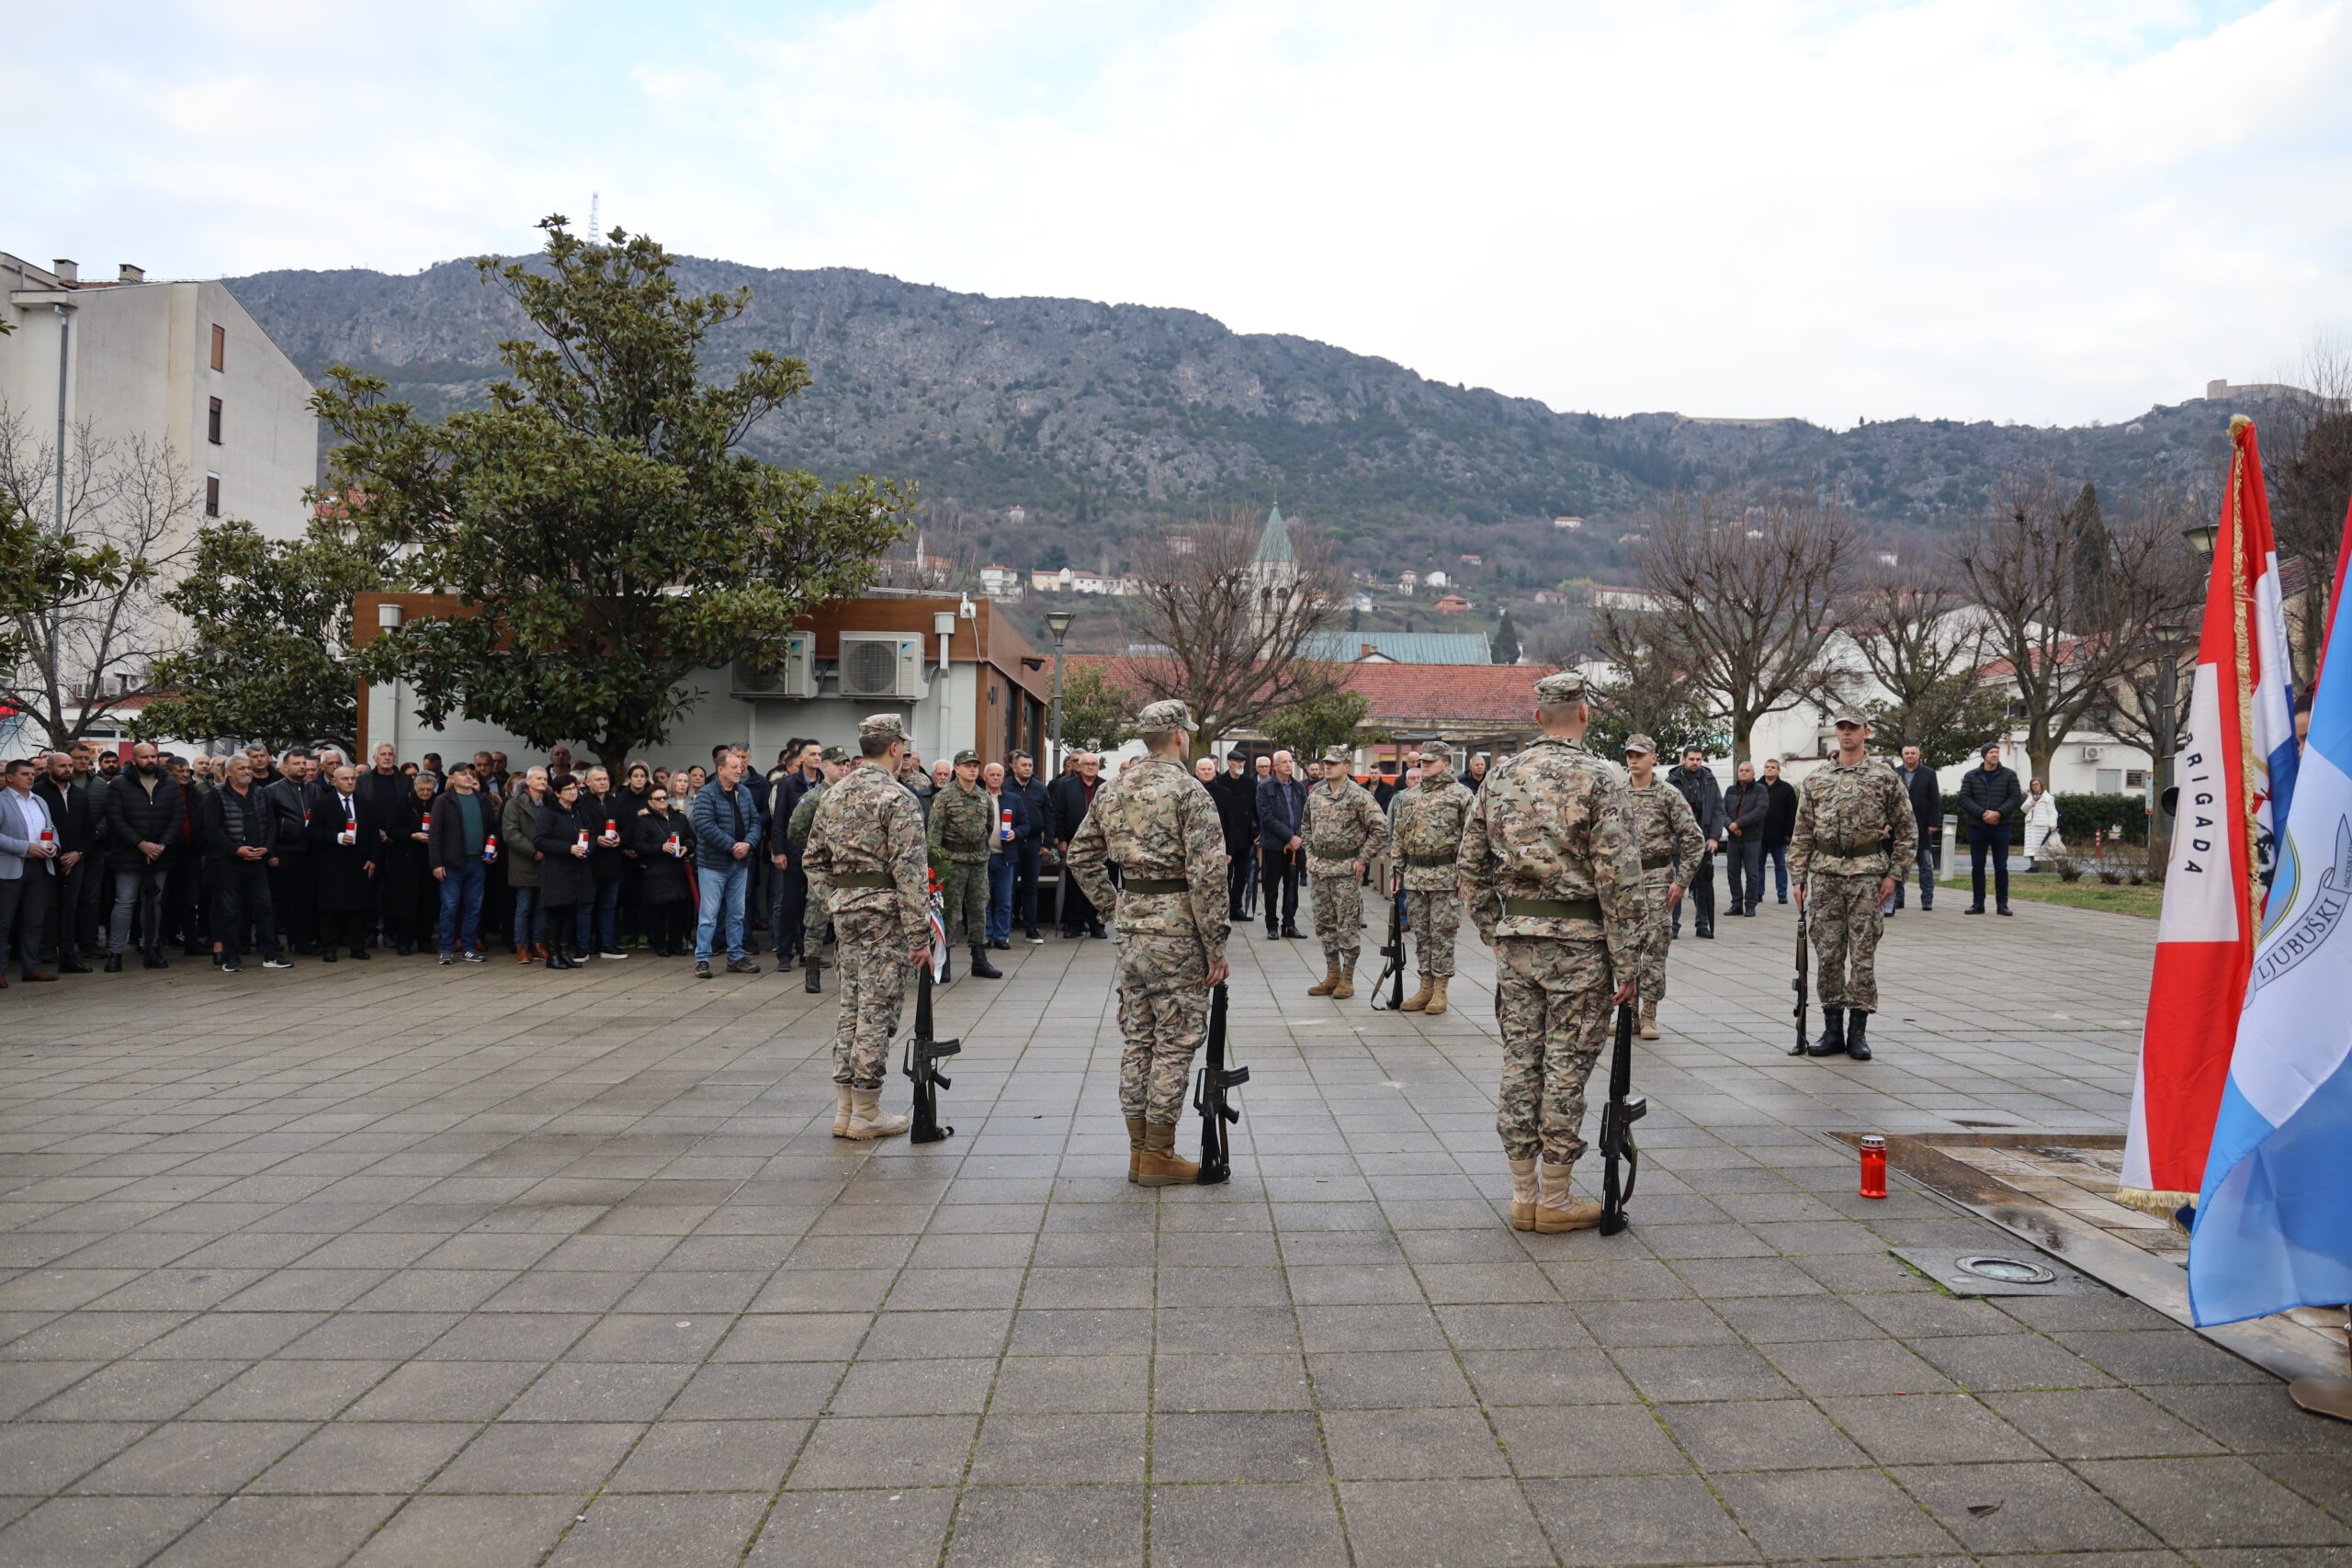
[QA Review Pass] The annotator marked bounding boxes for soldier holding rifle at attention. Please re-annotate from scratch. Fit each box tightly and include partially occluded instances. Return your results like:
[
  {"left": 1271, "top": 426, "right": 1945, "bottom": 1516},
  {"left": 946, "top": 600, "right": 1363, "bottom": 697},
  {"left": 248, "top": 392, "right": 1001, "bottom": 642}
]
[
  {"left": 803, "top": 715, "right": 933, "bottom": 1140},
  {"left": 1621, "top": 735, "right": 1704, "bottom": 1041},
  {"left": 1388, "top": 740, "right": 1475, "bottom": 1015},
  {"left": 1301, "top": 744, "right": 1389, "bottom": 999},
  {"left": 1790, "top": 707, "right": 1915, "bottom": 1063},
  {"left": 1065, "top": 699, "right": 1232, "bottom": 1185},
  {"left": 1460, "top": 671, "right": 1641, "bottom": 1233}
]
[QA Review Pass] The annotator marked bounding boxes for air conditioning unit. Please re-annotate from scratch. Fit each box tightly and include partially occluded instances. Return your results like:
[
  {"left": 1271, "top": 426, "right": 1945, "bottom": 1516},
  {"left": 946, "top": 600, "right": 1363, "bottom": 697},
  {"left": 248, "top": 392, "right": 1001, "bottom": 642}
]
[
  {"left": 837, "top": 632, "right": 929, "bottom": 701},
  {"left": 731, "top": 632, "right": 816, "bottom": 699},
  {"left": 2080, "top": 745, "right": 2104, "bottom": 761}
]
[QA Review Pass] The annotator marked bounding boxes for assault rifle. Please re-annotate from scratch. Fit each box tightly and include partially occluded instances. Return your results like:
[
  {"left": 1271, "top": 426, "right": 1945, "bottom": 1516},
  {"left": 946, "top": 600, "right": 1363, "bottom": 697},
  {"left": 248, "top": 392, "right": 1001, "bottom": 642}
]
[
  {"left": 1790, "top": 899, "right": 1810, "bottom": 1057},
  {"left": 902, "top": 962, "right": 962, "bottom": 1144},
  {"left": 1193, "top": 982, "right": 1249, "bottom": 1184},
  {"left": 1598, "top": 998, "right": 1646, "bottom": 1236},
  {"left": 1369, "top": 877, "right": 1406, "bottom": 1010}
]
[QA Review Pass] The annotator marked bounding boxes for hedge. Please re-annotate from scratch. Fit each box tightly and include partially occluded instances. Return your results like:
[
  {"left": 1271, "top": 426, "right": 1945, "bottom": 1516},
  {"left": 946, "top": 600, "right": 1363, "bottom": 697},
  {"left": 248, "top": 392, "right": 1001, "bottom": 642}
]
[{"left": 1939, "top": 791, "right": 2148, "bottom": 845}]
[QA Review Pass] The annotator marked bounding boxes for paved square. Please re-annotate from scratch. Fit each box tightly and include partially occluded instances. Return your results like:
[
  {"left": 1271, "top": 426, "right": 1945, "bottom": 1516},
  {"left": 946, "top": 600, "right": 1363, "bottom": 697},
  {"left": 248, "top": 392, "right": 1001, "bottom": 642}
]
[{"left": 2, "top": 894, "right": 2346, "bottom": 1565}]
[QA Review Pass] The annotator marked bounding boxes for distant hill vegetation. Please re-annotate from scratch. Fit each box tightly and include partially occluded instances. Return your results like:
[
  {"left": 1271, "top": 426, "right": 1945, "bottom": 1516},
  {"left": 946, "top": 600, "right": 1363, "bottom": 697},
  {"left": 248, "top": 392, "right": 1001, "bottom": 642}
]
[{"left": 229, "top": 255, "right": 2245, "bottom": 573}]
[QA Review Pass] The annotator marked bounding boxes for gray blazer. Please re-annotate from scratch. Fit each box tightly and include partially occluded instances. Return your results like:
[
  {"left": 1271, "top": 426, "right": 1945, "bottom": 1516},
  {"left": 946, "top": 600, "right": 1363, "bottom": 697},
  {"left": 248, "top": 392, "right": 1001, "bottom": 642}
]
[{"left": 0, "top": 788, "right": 58, "bottom": 881}]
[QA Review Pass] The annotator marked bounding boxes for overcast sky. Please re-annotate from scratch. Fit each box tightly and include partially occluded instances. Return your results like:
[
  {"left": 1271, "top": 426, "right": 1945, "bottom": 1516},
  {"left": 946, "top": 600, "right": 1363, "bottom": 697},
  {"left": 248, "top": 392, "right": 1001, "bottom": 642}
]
[{"left": 15, "top": 0, "right": 2348, "bottom": 428}]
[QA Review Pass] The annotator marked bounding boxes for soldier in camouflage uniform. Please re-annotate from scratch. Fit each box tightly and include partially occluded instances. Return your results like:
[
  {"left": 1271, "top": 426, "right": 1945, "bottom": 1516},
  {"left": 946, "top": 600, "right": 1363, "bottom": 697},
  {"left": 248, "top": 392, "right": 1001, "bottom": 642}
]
[
  {"left": 786, "top": 746, "right": 849, "bottom": 994},
  {"left": 1791, "top": 707, "right": 1915, "bottom": 1062},
  {"left": 1066, "top": 698, "right": 1232, "bottom": 1185},
  {"left": 803, "top": 715, "right": 933, "bottom": 1139},
  {"left": 1301, "top": 744, "right": 1389, "bottom": 998},
  {"left": 1621, "top": 734, "right": 1705, "bottom": 1042},
  {"left": 1460, "top": 670, "right": 1642, "bottom": 1233},
  {"left": 927, "top": 749, "right": 1003, "bottom": 983},
  {"left": 1389, "top": 740, "right": 1475, "bottom": 1015}
]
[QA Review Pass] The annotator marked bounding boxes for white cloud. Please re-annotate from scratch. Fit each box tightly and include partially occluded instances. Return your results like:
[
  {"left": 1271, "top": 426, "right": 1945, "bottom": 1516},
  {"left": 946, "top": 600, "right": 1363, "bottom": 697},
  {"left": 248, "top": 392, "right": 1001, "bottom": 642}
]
[{"left": 13, "top": 0, "right": 2347, "bottom": 426}]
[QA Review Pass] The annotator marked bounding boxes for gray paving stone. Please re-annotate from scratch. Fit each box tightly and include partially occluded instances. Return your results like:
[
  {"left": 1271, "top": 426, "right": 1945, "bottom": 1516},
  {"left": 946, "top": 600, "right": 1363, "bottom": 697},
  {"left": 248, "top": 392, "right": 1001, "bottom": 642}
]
[
  {"left": 748, "top": 1489, "right": 957, "bottom": 1568},
  {"left": 1523, "top": 1472, "right": 1760, "bottom": 1564},
  {"left": 70, "top": 1419, "right": 314, "bottom": 1495},
  {"left": 605, "top": 1418, "right": 808, "bottom": 1491},
  {"left": 1321, "top": 1405, "right": 1511, "bottom": 1480},
  {"left": 1717, "top": 1467, "right": 1962, "bottom": 1557},
  {"left": 784, "top": 1414, "right": 978, "bottom": 1489},
  {"left": 2073, "top": 1457, "right": 2352, "bottom": 1549},
  {"left": 969, "top": 1412, "right": 1146, "bottom": 1483},
  {"left": 1984, "top": 1388, "right": 2229, "bottom": 1460},
  {"left": 1819, "top": 1393, "right": 2047, "bottom": 1465},
  {"left": 0, "top": 1495, "right": 215, "bottom": 1568},
  {"left": 1662, "top": 1399, "right": 1871, "bottom": 1471},
  {"left": 147, "top": 1494, "right": 401, "bottom": 1568},
  {"left": 1146, "top": 1482, "right": 1348, "bottom": 1568},
  {"left": 247, "top": 1423, "right": 480, "bottom": 1495},
  {"left": 1492, "top": 1404, "right": 1690, "bottom": 1478},
  {"left": 345, "top": 1494, "right": 582, "bottom": 1568},
  {"left": 1895, "top": 1461, "right": 2166, "bottom": 1553},
  {"left": 548, "top": 1493, "right": 766, "bottom": 1568},
  {"left": 1340, "top": 1478, "right": 1555, "bottom": 1567},
  {"left": 945, "top": 1483, "right": 1145, "bottom": 1568},
  {"left": 428, "top": 1420, "right": 640, "bottom": 1493},
  {"left": 1148, "top": 1411, "right": 1329, "bottom": 1483}
]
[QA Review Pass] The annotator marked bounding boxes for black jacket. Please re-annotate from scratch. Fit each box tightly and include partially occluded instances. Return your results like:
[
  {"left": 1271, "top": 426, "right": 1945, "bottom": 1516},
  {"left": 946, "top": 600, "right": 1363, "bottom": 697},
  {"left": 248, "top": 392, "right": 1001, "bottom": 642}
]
[
  {"left": 629, "top": 808, "right": 695, "bottom": 905},
  {"left": 33, "top": 773, "right": 96, "bottom": 859},
  {"left": 1668, "top": 762, "right": 1725, "bottom": 840},
  {"left": 1009, "top": 774, "right": 1054, "bottom": 846},
  {"left": 356, "top": 768, "right": 411, "bottom": 840},
  {"left": 1762, "top": 778, "right": 1799, "bottom": 847},
  {"left": 1207, "top": 769, "right": 1259, "bottom": 857},
  {"left": 426, "top": 789, "right": 497, "bottom": 872},
  {"left": 103, "top": 768, "right": 185, "bottom": 874},
  {"left": 1722, "top": 780, "right": 1769, "bottom": 840},
  {"left": 1898, "top": 763, "right": 1942, "bottom": 840},
  {"left": 198, "top": 781, "right": 277, "bottom": 864},
  {"left": 534, "top": 797, "right": 599, "bottom": 906},
  {"left": 263, "top": 776, "right": 321, "bottom": 858},
  {"left": 1958, "top": 762, "right": 2024, "bottom": 836},
  {"left": 582, "top": 788, "right": 629, "bottom": 884},
  {"left": 307, "top": 790, "right": 379, "bottom": 913},
  {"left": 1047, "top": 772, "right": 1099, "bottom": 847}
]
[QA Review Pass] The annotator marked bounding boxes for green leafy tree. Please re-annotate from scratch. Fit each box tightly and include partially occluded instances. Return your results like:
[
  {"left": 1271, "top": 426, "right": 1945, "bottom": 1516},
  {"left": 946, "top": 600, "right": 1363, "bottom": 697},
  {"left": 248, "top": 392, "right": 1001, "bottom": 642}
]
[
  {"left": 0, "top": 490, "right": 135, "bottom": 678},
  {"left": 318, "top": 217, "right": 911, "bottom": 773},
  {"left": 135, "top": 518, "right": 397, "bottom": 755},
  {"left": 1056, "top": 661, "right": 1136, "bottom": 752},
  {"left": 1260, "top": 685, "right": 1370, "bottom": 759}
]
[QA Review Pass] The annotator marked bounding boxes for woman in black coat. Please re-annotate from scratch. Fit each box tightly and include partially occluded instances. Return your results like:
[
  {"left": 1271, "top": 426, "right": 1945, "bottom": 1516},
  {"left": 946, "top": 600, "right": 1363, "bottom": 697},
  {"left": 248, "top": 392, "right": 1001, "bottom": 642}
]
[
  {"left": 617, "top": 762, "right": 653, "bottom": 947},
  {"left": 533, "top": 777, "right": 597, "bottom": 969},
  {"left": 381, "top": 773, "right": 439, "bottom": 954},
  {"left": 628, "top": 785, "right": 695, "bottom": 956}
]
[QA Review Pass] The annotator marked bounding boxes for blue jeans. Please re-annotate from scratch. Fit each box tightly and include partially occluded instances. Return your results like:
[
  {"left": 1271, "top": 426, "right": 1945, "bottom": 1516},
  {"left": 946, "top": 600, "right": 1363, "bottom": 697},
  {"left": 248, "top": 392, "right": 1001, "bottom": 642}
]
[
  {"left": 1765, "top": 844, "right": 1790, "bottom": 900},
  {"left": 987, "top": 854, "right": 1015, "bottom": 943},
  {"left": 436, "top": 858, "right": 486, "bottom": 954},
  {"left": 510, "top": 885, "right": 545, "bottom": 948},
  {"left": 575, "top": 879, "right": 621, "bottom": 951},
  {"left": 1887, "top": 841, "right": 1939, "bottom": 909},
  {"left": 695, "top": 863, "right": 749, "bottom": 962}
]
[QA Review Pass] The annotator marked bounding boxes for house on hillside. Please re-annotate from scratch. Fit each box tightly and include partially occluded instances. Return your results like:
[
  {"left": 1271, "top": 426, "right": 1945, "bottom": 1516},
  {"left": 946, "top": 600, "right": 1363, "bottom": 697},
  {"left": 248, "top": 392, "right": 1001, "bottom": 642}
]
[
  {"left": 1589, "top": 584, "right": 1661, "bottom": 613},
  {"left": 1399, "top": 570, "right": 1420, "bottom": 594},
  {"left": 1432, "top": 593, "right": 1472, "bottom": 615},
  {"left": 978, "top": 565, "right": 1023, "bottom": 600}
]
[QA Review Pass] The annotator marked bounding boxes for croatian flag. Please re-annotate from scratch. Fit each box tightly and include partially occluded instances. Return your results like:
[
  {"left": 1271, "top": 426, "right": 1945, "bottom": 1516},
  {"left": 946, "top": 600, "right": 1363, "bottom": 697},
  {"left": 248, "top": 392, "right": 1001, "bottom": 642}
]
[
  {"left": 2189, "top": 490, "right": 2352, "bottom": 1325},
  {"left": 2120, "top": 416, "right": 2301, "bottom": 1215},
  {"left": 926, "top": 865, "right": 948, "bottom": 981}
]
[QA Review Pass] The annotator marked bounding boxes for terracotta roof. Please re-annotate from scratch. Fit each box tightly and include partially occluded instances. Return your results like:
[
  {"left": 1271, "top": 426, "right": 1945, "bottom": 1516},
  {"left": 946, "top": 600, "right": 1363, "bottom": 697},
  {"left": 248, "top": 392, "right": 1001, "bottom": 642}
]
[{"left": 1062, "top": 657, "right": 1552, "bottom": 728}]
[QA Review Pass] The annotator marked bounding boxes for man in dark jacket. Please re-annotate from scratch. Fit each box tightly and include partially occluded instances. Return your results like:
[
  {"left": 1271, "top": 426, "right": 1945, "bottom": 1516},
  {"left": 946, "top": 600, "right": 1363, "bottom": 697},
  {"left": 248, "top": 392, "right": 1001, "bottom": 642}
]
[
  {"left": 1048, "top": 752, "right": 1106, "bottom": 938},
  {"left": 582, "top": 766, "right": 631, "bottom": 957},
  {"left": 1958, "top": 742, "right": 2023, "bottom": 915},
  {"left": 1888, "top": 744, "right": 1942, "bottom": 914},
  {"left": 35, "top": 751, "right": 96, "bottom": 971},
  {"left": 1004, "top": 751, "right": 1052, "bottom": 942},
  {"left": 1668, "top": 748, "right": 1724, "bottom": 938},
  {"left": 263, "top": 750, "right": 322, "bottom": 954},
  {"left": 198, "top": 755, "right": 289, "bottom": 972},
  {"left": 1721, "top": 761, "right": 1769, "bottom": 917},
  {"left": 1208, "top": 750, "right": 1260, "bottom": 920},
  {"left": 310, "top": 762, "right": 379, "bottom": 960},
  {"left": 426, "top": 763, "right": 494, "bottom": 963},
  {"left": 1760, "top": 758, "right": 1799, "bottom": 905},
  {"left": 1254, "top": 750, "right": 1310, "bottom": 939},
  {"left": 768, "top": 740, "right": 822, "bottom": 965},
  {"left": 102, "top": 741, "right": 183, "bottom": 969}
]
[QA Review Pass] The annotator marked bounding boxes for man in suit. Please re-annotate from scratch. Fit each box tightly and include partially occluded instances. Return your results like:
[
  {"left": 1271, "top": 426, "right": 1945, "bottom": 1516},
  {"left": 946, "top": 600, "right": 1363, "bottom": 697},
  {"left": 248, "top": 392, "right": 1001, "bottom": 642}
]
[
  {"left": 310, "top": 763, "right": 379, "bottom": 960},
  {"left": 1668, "top": 747, "right": 1724, "bottom": 939},
  {"left": 1760, "top": 757, "right": 1799, "bottom": 905},
  {"left": 1208, "top": 750, "right": 1260, "bottom": 920},
  {"left": 1720, "top": 760, "right": 1769, "bottom": 916},
  {"left": 1888, "top": 744, "right": 1942, "bottom": 914},
  {"left": 1048, "top": 752, "right": 1106, "bottom": 938},
  {"left": 263, "top": 750, "right": 322, "bottom": 954},
  {"left": 1007, "top": 750, "right": 1052, "bottom": 943},
  {"left": 769, "top": 739, "right": 823, "bottom": 966},
  {"left": 1255, "top": 750, "right": 1310, "bottom": 939},
  {"left": 34, "top": 750, "right": 96, "bottom": 972},
  {"left": 0, "top": 758, "right": 62, "bottom": 983}
]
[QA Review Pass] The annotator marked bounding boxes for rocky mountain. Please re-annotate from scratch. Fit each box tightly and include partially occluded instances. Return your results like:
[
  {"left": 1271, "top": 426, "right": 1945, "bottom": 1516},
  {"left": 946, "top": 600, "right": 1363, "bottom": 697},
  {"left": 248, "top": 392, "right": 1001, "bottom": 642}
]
[{"left": 228, "top": 255, "right": 2247, "bottom": 562}]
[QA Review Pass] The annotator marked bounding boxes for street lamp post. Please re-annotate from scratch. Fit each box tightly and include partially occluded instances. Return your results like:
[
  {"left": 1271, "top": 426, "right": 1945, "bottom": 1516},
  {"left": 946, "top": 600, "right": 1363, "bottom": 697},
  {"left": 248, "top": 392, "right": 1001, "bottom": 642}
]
[
  {"left": 2149, "top": 621, "right": 2190, "bottom": 867},
  {"left": 1045, "top": 608, "right": 1074, "bottom": 773}
]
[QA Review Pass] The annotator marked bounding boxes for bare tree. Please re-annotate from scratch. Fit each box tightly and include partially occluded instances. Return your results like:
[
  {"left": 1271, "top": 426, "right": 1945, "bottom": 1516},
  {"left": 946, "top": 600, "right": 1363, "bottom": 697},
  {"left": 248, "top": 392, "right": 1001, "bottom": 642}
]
[
  {"left": 1632, "top": 491, "right": 1857, "bottom": 763},
  {"left": 1118, "top": 507, "right": 1349, "bottom": 750},
  {"left": 872, "top": 500, "right": 983, "bottom": 592},
  {"left": 1838, "top": 552, "right": 2005, "bottom": 766},
  {"left": 1586, "top": 608, "right": 1720, "bottom": 761},
  {"left": 2260, "top": 341, "right": 2352, "bottom": 687},
  {"left": 1954, "top": 476, "right": 2178, "bottom": 784},
  {"left": 2080, "top": 500, "right": 2206, "bottom": 766},
  {"left": 0, "top": 406, "right": 194, "bottom": 749}
]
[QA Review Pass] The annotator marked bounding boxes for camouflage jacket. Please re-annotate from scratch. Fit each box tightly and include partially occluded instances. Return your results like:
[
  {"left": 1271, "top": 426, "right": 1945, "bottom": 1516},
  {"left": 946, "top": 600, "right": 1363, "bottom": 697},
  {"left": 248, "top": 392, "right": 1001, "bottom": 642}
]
[
  {"left": 803, "top": 761, "right": 930, "bottom": 948},
  {"left": 927, "top": 778, "right": 994, "bottom": 863},
  {"left": 1065, "top": 754, "right": 1229, "bottom": 957},
  {"left": 1790, "top": 755, "right": 1918, "bottom": 879},
  {"left": 1302, "top": 776, "right": 1389, "bottom": 875},
  {"left": 1390, "top": 768, "right": 1475, "bottom": 891},
  {"left": 785, "top": 780, "right": 829, "bottom": 851},
  {"left": 1458, "top": 736, "right": 1640, "bottom": 972},
  {"left": 1626, "top": 783, "right": 1705, "bottom": 888}
]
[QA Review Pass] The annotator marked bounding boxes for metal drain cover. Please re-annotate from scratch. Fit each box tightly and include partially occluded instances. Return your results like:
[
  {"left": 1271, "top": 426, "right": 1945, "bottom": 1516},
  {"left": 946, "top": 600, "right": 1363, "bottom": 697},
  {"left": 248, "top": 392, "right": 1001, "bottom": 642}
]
[{"left": 1892, "top": 1247, "right": 2095, "bottom": 1296}]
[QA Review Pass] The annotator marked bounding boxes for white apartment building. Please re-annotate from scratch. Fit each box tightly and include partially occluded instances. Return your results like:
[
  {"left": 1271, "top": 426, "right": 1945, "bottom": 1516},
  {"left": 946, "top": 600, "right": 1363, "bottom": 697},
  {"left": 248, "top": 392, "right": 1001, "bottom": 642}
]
[{"left": 1, "top": 253, "right": 317, "bottom": 539}]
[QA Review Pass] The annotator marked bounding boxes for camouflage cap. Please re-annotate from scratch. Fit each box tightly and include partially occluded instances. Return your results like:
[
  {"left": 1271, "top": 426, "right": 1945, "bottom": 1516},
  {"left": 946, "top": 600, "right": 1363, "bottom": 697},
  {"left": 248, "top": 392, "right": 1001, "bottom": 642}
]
[
  {"left": 953, "top": 749, "right": 980, "bottom": 767},
  {"left": 819, "top": 745, "right": 849, "bottom": 763},
  {"left": 1419, "top": 740, "right": 1453, "bottom": 768},
  {"left": 1135, "top": 697, "right": 1198, "bottom": 734},
  {"left": 1532, "top": 669, "right": 1589, "bottom": 705},
  {"left": 1319, "top": 744, "right": 1352, "bottom": 764},
  {"left": 1623, "top": 733, "right": 1657, "bottom": 756},
  {"left": 1830, "top": 705, "right": 1870, "bottom": 727},
  {"left": 858, "top": 713, "right": 909, "bottom": 742}
]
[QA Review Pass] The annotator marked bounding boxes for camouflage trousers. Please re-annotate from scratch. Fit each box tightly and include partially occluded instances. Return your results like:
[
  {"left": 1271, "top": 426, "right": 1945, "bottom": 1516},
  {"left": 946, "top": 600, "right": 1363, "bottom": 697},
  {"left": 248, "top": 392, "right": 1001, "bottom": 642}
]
[
  {"left": 831, "top": 908, "right": 910, "bottom": 1089},
  {"left": 1492, "top": 936, "right": 1615, "bottom": 1166},
  {"left": 1114, "top": 931, "right": 1210, "bottom": 1124},
  {"left": 941, "top": 859, "right": 989, "bottom": 945},
  {"left": 1405, "top": 888, "right": 1461, "bottom": 977},
  {"left": 1310, "top": 872, "right": 1365, "bottom": 966},
  {"left": 1808, "top": 871, "right": 1884, "bottom": 1013},
  {"left": 1630, "top": 877, "right": 1674, "bottom": 1004}
]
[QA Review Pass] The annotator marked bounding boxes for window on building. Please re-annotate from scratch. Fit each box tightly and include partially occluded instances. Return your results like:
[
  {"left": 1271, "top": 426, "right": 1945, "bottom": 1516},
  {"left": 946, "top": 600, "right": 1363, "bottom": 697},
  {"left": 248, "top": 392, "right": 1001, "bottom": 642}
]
[
  {"left": 2096, "top": 768, "right": 2123, "bottom": 795},
  {"left": 209, "top": 323, "right": 225, "bottom": 371},
  {"left": 207, "top": 398, "right": 222, "bottom": 445},
  {"left": 2125, "top": 769, "right": 2150, "bottom": 790},
  {"left": 204, "top": 474, "right": 220, "bottom": 517}
]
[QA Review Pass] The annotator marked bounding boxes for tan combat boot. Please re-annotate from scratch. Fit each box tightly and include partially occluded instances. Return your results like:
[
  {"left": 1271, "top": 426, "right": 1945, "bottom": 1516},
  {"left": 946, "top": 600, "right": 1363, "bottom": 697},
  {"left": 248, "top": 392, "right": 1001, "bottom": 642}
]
[
  {"left": 1398, "top": 975, "right": 1435, "bottom": 1012},
  {"left": 1125, "top": 1118, "right": 1149, "bottom": 1184},
  {"left": 1532, "top": 1159, "right": 1603, "bottom": 1234},
  {"left": 1307, "top": 961, "right": 1341, "bottom": 997},
  {"left": 1135, "top": 1122, "right": 1200, "bottom": 1186},
  {"left": 1507, "top": 1157, "right": 1538, "bottom": 1231},
  {"left": 831, "top": 1084, "right": 854, "bottom": 1138},
  {"left": 844, "top": 1088, "right": 910, "bottom": 1140},
  {"left": 1638, "top": 1000, "right": 1659, "bottom": 1041},
  {"left": 1423, "top": 976, "right": 1450, "bottom": 1015},
  {"left": 1329, "top": 963, "right": 1355, "bottom": 999}
]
